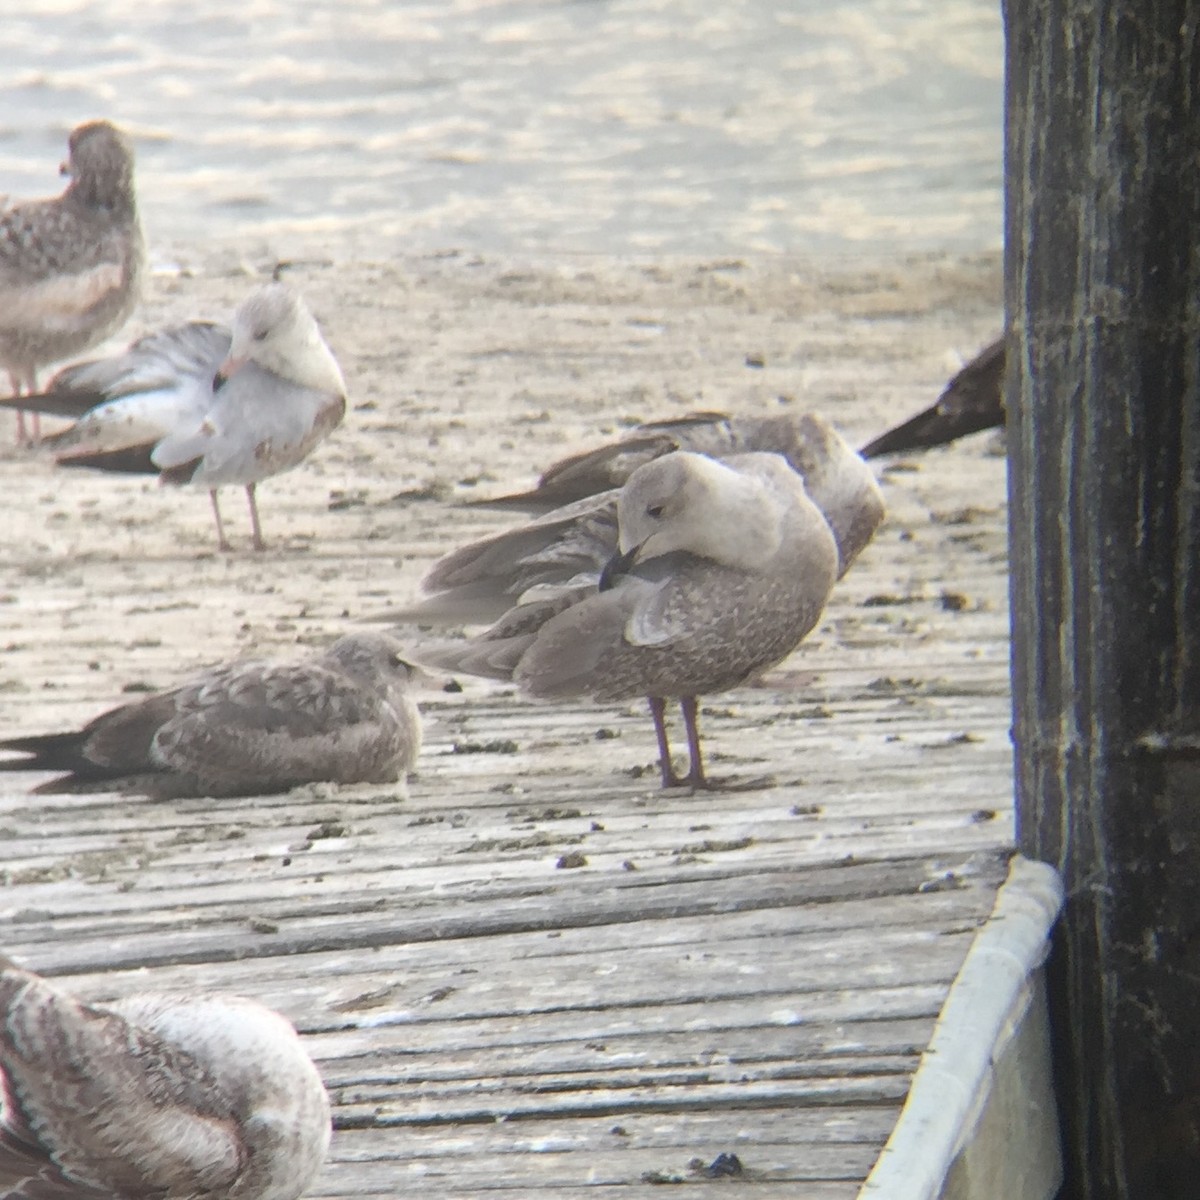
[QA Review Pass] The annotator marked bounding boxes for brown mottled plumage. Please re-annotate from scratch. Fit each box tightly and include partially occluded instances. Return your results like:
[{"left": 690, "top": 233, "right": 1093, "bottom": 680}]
[
  {"left": 406, "top": 449, "right": 878, "bottom": 788},
  {"left": 398, "top": 413, "right": 884, "bottom": 628},
  {"left": 474, "top": 410, "right": 882, "bottom": 526},
  {"left": 0, "top": 633, "right": 421, "bottom": 798},
  {"left": 0, "top": 955, "right": 331, "bottom": 1200},
  {"left": 0, "top": 121, "right": 145, "bottom": 441}
]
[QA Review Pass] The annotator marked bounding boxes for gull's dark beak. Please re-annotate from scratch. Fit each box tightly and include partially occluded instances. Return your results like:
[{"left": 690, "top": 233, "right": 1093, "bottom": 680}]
[
  {"left": 213, "top": 354, "right": 247, "bottom": 392},
  {"left": 599, "top": 543, "right": 641, "bottom": 592}
]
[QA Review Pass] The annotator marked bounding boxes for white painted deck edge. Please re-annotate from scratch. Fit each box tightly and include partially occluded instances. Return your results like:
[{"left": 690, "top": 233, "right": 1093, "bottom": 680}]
[{"left": 858, "top": 854, "right": 1064, "bottom": 1200}]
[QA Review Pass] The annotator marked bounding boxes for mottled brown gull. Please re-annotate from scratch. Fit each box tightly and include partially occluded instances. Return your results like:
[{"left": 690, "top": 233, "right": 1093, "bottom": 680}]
[
  {"left": 0, "top": 633, "right": 421, "bottom": 798},
  {"left": 396, "top": 412, "right": 884, "bottom": 627},
  {"left": 0, "top": 120, "right": 145, "bottom": 443},
  {"left": 473, "top": 410, "right": 882, "bottom": 533},
  {"left": 406, "top": 450, "right": 866, "bottom": 789},
  {"left": 7, "top": 282, "right": 347, "bottom": 551},
  {"left": 0, "top": 955, "right": 330, "bottom": 1200}
]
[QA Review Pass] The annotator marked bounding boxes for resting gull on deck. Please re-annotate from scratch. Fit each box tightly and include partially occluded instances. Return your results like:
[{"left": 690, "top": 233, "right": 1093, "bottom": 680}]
[
  {"left": 400, "top": 437, "right": 882, "bottom": 789},
  {"left": 0, "top": 955, "right": 331, "bottom": 1200},
  {"left": 0, "top": 120, "right": 145, "bottom": 443},
  {"left": 0, "top": 633, "right": 422, "bottom": 798},
  {"left": 6, "top": 282, "right": 347, "bottom": 551}
]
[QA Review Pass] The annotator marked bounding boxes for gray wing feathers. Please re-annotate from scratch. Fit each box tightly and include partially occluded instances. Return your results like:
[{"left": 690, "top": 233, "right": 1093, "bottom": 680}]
[
  {"left": 410, "top": 588, "right": 592, "bottom": 681},
  {"left": 400, "top": 495, "right": 619, "bottom": 625},
  {"left": 55, "top": 322, "right": 229, "bottom": 402},
  {"left": 40, "top": 324, "right": 230, "bottom": 457},
  {"left": 151, "top": 367, "right": 338, "bottom": 485}
]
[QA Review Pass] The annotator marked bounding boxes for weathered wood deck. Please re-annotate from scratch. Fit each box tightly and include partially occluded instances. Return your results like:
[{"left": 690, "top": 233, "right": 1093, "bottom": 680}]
[{"left": 0, "top": 250, "right": 1010, "bottom": 1197}]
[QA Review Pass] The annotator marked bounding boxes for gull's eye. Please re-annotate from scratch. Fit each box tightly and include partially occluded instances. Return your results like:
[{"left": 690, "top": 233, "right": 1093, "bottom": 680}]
[
  {"left": 252, "top": 328, "right": 270, "bottom": 342},
  {"left": 646, "top": 503, "right": 665, "bottom": 519}
]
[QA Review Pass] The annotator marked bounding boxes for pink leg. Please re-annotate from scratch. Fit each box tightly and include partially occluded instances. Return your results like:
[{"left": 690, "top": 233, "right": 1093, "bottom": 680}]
[
  {"left": 246, "top": 482, "right": 265, "bottom": 551},
  {"left": 680, "top": 695, "right": 710, "bottom": 789},
  {"left": 10, "top": 370, "right": 29, "bottom": 444},
  {"left": 210, "top": 490, "right": 232, "bottom": 552},
  {"left": 18, "top": 370, "right": 40, "bottom": 444},
  {"left": 648, "top": 695, "right": 686, "bottom": 788}
]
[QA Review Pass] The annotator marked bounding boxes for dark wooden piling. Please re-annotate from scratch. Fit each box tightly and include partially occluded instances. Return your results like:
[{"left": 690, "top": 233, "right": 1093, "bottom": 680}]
[{"left": 1006, "top": 3, "right": 1200, "bottom": 1196}]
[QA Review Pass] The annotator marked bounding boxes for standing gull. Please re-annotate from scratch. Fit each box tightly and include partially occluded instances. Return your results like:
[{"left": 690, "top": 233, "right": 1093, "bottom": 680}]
[
  {"left": 405, "top": 449, "right": 870, "bottom": 789},
  {"left": 0, "top": 120, "right": 145, "bottom": 443},
  {"left": 0, "top": 955, "right": 331, "bottom": 1200},
  {"left": 8, "top": 283, "right": 347, "bottom": 550},
  {"left": 0, "top": 633, "right": 422, "bottom": 798}
]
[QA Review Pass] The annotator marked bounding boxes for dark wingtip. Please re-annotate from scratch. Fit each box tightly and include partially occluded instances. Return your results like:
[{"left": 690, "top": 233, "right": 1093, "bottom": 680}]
[
  {"left": 55, "top": 444, "right": 160, "bottom": 475},
  {"left": 463, "top": 490, "right": 553, "bottom": 512},
  {"left": 859, "top": 337, "right": 1007, "bottom": 458},
  {"left": 0, "top": 389, "right": 104, "bottom": 420},
  {"left": 0, "top": 732, "right": 105, "bottom": 794},
  {"left": 158, "top": 456, "right": 204, "bottom": 486},
  {"left": 859, "top": 406, "right": 948, "bottom": 458}
]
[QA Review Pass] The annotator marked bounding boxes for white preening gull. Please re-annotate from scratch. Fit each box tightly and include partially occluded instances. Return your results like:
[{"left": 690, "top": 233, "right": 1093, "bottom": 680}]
[
  {"left": 0, "top": 955, "right": 331, "bottom": 1200},
  {"left": 0, "top": 120, "right": 145, "bottom": 443},
  {"left": 18, "top": 283, "right": 347, "bottom": 551},
  {"left": 0, "top": 633, "right": 422, "bottom": 798},
  {"left": 405, "top": 449, "right": 866, "bottom": 788}
]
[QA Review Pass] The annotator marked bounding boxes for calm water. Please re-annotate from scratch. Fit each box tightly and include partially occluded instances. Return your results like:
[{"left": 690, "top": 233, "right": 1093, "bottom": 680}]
[{"left": 1, "top": 0, "right": 1002, "bottom": 260}]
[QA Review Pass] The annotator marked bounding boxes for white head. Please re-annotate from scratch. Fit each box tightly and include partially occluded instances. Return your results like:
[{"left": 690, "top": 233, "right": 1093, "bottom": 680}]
[
  {"left": 218, "top": 283, "right": 347, "bottom": 397},
  {"left": 615, "top": 451, "right": 786, "bottom": 571}
]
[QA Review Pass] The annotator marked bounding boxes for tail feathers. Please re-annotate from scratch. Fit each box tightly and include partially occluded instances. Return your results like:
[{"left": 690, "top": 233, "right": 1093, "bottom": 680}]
[
  {"left": 860, "top": 337, "right": 1006, "bottom": 458},
  {"left": 464, "top": 489, "right": 551, "bottom": 512},
  {"left": 859, "top": 397, "right": 1002, "bottom": 458},
  {"left": 0, "top": 729, "right": 178, "bottom": 795},
  {"left": 407, "top": 636, "right": 532, "bottom": 683},
  {"left": 0, "top": 390, "right": 104, "bottom": 419},
  {"left": 0, "top": 732, "right": 156, "bottom": 792},
  {"left": 53, "top": 443, "right": 160, "bottom": 475},
  {"left": 859, "top": 405, "right": 971, "bottom": 458},
  {"left": 370, "top": 587, "right": 517, "bottom": 627},
  {"left": 158, "top": 456, "right": 203, "bottom": 486},
  {"left": 0, "top": 731, "right": 99, "bottom": 776},
  {"left": 26, "top": 771, "right": 173, "bottom": 796}
]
